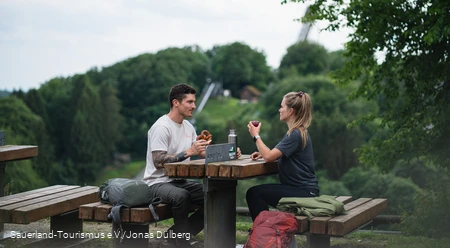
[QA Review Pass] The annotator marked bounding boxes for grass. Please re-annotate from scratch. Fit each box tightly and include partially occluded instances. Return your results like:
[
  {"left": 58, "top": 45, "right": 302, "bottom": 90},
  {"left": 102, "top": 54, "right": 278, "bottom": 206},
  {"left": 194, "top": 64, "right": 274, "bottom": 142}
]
[
  {"left": 3, "top": 216, "right": 449, "bottom": 248},
  {"left": 200, "top": 97, "right": 242, "bottom": 123},
  {"left": 84, "top": 220, "right": 450, "bottom": 248}
]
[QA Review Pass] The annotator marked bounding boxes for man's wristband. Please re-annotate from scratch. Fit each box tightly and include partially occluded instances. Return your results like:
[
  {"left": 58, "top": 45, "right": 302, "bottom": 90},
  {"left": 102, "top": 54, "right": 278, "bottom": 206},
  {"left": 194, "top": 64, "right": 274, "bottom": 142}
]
[
  {"left": 253, "top": 135, "right": 260, "bottom": 142},
  {"left": 175, "top": 151, "right": 188, "bottom": 162}
]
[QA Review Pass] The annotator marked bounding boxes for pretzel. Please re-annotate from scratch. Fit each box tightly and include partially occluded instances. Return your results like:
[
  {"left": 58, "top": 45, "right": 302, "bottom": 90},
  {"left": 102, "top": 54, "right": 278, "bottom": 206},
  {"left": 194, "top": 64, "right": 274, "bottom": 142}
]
[{"left": 196, "top": 130, "right": 212, "bottom": 142}]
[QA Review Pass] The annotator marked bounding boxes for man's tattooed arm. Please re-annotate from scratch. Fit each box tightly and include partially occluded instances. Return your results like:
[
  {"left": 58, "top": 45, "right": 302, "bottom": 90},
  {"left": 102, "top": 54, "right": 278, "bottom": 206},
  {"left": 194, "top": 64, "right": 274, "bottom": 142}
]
[{"left": 152, "top": 150, "right": 188, "bottom": 169}]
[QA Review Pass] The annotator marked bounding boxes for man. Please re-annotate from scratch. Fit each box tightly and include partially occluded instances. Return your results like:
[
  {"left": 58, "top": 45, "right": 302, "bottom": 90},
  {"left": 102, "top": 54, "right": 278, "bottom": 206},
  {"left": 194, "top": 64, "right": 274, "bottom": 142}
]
[{"left": 143, "top": 84, "right": 209, "bottom": 247}]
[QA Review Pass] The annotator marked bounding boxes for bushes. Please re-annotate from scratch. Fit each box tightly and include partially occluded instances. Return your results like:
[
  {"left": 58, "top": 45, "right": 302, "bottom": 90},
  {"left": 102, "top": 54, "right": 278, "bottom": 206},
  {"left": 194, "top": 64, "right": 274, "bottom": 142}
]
[
  {"left": 401, "top": 170, "right": 450, "bottom": 239},
  {"left": 340, "top": 166, "right": 420, "bottom": 214}
]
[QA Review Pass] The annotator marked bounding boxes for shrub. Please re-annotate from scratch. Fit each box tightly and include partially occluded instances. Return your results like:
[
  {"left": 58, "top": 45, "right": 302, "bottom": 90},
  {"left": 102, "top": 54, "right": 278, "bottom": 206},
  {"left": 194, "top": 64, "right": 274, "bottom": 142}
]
[
  {"left": 384, "top": 177, "right": 421, "bottom": 214},
  {"left": 401, "top": 170, "right": 450, "bottom": 239},
  {"left": 341, "top": 166, "right": 377, "bottom": 198},
  {"left": 392, "top": 158, "right": 440, "bottom": 189},
  {"left": 319, "top": 179, "right": 351, "bottom": 196}
]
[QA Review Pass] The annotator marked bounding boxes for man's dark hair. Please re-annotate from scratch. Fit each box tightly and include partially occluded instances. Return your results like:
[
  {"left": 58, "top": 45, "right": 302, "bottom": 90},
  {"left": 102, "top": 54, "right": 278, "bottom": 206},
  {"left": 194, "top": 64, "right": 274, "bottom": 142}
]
[{"left": 169, "top": 84, "right": 197, "bottom": 108}]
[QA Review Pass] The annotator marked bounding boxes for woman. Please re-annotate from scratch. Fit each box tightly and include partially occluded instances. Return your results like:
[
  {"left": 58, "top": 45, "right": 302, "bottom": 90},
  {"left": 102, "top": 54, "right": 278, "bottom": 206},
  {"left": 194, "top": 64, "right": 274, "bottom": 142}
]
[{"left": 246, "top": 91, "right": 319, "bottom": 221}]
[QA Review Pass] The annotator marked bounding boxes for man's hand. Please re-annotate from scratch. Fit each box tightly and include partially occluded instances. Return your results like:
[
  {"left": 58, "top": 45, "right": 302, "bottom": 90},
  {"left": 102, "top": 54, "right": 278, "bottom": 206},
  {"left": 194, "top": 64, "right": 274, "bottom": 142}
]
[{"left": 187, "top": 139, "right": 210, "bottom": 157}]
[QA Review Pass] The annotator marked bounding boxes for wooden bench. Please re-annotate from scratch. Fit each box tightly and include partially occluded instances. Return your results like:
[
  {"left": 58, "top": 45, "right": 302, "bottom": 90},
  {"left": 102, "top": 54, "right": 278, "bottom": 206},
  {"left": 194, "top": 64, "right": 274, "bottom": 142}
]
[
  {"left": 79, "top": 202, "right": 200, "bottom": 248},
  {"left": 79, "top": 196, "right": 386, "bottom": 248},
  {"left": 295, "top": 196, "right": 388, "bottom": 248},
  {"left": 0, "top": 185, "right": 99, "bottom": 235}
]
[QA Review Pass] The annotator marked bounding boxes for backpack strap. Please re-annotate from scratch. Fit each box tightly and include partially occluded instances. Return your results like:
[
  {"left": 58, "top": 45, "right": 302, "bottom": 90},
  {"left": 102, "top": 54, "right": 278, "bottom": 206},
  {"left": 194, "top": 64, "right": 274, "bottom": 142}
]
[
  {"left": 108, "top": 204, "right": 123, "bottom": 225},
  {"left": 148, "top": 197, "right": 162, "bottom": 222}
]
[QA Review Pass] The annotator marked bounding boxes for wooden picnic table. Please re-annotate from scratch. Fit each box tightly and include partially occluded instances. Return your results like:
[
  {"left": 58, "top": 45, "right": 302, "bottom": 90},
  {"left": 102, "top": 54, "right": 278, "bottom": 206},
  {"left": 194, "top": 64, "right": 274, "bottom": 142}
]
[
  {"left": 0, "top": 145, "right": 38, "bottom": 164},
  {"left": 165, "top": 155, "right": 278, "bottom": 248},
  {"left": 0, "top": 144, "right": 39, "bottom": 236},
  {"left": 0, "top": 145, "right": 38, "bottom": 197}
]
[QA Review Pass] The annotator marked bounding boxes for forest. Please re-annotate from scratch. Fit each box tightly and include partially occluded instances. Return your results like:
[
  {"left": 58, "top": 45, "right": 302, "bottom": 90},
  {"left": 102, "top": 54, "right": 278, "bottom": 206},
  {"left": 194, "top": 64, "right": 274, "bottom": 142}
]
[{"left": 1, "top": 31, "right": 449, "bottom": 238}]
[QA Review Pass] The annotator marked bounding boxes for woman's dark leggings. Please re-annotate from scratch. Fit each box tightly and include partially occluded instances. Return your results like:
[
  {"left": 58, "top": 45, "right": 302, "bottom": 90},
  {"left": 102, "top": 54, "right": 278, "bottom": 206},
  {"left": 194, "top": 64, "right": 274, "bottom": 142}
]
[{"left": 246, "top": 183, "right": 319, "bottom": 221}]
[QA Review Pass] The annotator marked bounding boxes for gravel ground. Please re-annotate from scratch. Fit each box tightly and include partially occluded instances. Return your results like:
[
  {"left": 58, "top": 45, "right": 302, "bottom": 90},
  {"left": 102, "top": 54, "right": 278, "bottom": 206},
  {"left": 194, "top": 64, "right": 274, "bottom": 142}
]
[{"left": 0, "top": 219, "right": 205, "bottom": 248}]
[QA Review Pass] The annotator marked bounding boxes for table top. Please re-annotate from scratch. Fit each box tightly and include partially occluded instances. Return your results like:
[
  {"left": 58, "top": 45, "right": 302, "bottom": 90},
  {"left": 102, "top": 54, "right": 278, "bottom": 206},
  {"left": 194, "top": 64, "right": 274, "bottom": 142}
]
[
  {"left": 0, "top": 145, "right": 38, "bottom": 163},
  {"left": 165, "top": 155, "right": 278, "bottom": 179}
]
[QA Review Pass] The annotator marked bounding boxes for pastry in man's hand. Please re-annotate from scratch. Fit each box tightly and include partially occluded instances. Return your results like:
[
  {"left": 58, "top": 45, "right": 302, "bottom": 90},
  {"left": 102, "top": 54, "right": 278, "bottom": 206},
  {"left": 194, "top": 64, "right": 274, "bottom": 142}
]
[{"left": 196, "top": 130, "right": 212, "bottom": 143}]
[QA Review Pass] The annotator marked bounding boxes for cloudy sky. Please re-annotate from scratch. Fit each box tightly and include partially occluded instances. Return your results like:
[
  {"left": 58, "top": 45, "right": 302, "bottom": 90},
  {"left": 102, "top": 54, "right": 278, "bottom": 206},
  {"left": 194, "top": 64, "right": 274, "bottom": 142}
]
[{"left": 0, "top": 0, "right": 351, "bottom": 91}]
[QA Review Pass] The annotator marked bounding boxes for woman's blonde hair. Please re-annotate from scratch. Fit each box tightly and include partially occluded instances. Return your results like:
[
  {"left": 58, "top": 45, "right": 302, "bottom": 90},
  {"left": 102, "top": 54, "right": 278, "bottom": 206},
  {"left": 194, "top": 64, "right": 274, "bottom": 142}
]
[{"left": 283, "top": 91, "right": 312, "bottom": 149}]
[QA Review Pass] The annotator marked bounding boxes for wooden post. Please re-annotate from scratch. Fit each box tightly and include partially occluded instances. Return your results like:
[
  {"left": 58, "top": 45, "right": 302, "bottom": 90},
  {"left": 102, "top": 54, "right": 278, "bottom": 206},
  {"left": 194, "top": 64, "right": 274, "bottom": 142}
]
[
  {"left": 50, "top": 210, "right": 83, "bottom": 234},
  {"left": 306, "top": 233, "right": 331, "bottom": 248},
  {"left": 203, "top": 179, "right": 237, "bottom": 248}
]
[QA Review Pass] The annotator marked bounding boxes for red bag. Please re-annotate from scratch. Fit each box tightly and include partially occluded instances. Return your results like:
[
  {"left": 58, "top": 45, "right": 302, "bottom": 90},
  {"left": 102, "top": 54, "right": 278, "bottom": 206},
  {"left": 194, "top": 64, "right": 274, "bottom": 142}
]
[{"left": 244, "top": 211, "right": 298, "bottom": 248}]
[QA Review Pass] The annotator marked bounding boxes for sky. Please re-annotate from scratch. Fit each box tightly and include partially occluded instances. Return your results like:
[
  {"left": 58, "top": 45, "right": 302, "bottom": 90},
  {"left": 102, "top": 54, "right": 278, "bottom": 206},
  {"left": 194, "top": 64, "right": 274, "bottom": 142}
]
[{"left": 0, "top": 0, "right": 351, "bottom": 92}]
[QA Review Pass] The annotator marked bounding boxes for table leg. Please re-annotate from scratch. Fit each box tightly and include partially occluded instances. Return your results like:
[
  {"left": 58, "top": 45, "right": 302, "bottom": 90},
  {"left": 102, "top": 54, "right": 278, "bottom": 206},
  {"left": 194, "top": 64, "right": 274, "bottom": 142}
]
[{"left": 204, "top": 179, "right": 237, "bottom": 248}]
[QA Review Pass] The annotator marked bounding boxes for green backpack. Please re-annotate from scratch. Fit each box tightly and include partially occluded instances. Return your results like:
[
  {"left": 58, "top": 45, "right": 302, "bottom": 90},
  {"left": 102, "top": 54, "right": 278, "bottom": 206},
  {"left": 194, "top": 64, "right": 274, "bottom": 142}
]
[{"left": 99, "top": 178, "right": 162, "bottom": 225}]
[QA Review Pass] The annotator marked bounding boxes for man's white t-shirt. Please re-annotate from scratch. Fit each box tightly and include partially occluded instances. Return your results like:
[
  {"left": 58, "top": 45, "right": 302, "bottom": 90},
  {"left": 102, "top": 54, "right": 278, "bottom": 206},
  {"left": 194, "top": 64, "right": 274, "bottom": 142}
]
[{"left": 143, "top": 115, "right": 197, "bottom": 186}]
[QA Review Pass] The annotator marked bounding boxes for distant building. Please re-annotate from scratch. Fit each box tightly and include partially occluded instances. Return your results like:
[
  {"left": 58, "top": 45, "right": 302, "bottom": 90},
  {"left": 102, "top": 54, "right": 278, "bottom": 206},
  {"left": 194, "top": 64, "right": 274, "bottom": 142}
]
[{"left": 239, "top": 85, "right": 261, "bottom": 103}]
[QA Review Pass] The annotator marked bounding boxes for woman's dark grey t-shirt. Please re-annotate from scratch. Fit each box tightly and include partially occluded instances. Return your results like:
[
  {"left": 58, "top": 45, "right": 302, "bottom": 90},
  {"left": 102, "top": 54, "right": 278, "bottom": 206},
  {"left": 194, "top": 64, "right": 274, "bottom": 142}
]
[{"left": 274, "top": 129, "right": 318, "bottom": 190}]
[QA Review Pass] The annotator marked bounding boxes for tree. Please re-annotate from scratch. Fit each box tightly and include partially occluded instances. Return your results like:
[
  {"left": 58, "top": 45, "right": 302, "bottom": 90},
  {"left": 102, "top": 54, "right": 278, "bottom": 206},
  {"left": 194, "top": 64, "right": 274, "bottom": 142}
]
[
  {"left": 117, "top": 48, "right": 210, "bottom": 154},
  {"left": 38, "top": 77, "right": 73, "bottom": 159},
  {"left": 67, "top": 75, "right": 106, "bottom": 184},
  {"left": 13, "top": 89, "right": 55, "bottom": 180},
  {"left": 98, "top": 81, "right": 124, "bottom": 163},
  {"left": 0, "top": 96, "right": 48, "bottom": 193},
  {"left": 210, "top": 42, "right": 273, "bottom": 97},
  {"left": 279, "top": 41, "right": 329, "bottom": 79},
  {"left": 284, "top": 0, "right": 450, "bottom": 170}
]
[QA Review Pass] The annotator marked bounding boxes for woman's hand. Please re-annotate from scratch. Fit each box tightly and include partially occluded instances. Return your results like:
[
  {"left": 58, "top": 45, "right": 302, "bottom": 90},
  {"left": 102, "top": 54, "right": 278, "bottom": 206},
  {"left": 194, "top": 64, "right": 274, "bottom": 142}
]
[
  {"left": 247, "top": 121, "right": 261, "bottom": 137},
  {"left": 250, "top": 152, "right": 262, "bottom": 160}
]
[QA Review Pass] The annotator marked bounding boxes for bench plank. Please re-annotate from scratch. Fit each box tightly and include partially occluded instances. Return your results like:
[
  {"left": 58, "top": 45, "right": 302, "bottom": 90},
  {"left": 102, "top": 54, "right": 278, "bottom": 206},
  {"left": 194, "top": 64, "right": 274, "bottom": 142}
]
[
  {"left": 130, "top": 204, "right": 173, "bottom": 223},
  {"left": 78, "top": 202, "right": 104, "bottom": 220},
  {"left": 80, "top": 202, "right": 200, "bottom": 224},
  {"left": 95, "top": 204, "right": 114, "bottom": 221},
  {"left": 12, "top": 186, "right": 99, "bottom": 224},
  {"left": 309, "top": 197, "right": 372, "bottom": 235},
  {"left": 327, "top": 198, "right": 388, "bottom": 236},
  {"left": 0, "top": 185, "right": 67, "bottom": 202},
  {"left": 0, "top": 185, "right": 80, "bottom": 208},
  {"left": 0, "top": 186, "right": 88, "bottom": 222}
]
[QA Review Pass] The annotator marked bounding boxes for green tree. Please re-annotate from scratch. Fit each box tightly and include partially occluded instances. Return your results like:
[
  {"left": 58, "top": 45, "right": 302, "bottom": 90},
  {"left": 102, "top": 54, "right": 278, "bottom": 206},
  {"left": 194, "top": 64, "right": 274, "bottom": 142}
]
[
  {"left": 0, "top": 96, "right": 48, "bottom": 193},
  {"left": 117, "top": 48, "right": 210, "bottom": 154},
  {"left": 98, "top": 81, "right": 124, "bottom": 163},
  {"left": 284, "top": 0, "right": 450, "bottom": 170},
  {"left": 67, "top": 75, "right": 106, "bottom": 184},
  {"left": 20, "top": 89, "right": 55, "bottom": 180},
  {"left": 38, "top": 77, "right": 73, "bottom": 160},
  {"left": 210, "top": 42, "right": 273, "bottom": 97},
  {"left": 401, "top": 170, "right": 450, "bottom": 238},
  {"left": 279, "top": 41, "right": 329, "bottom": 79},
  {"left": 116, "top": 53, "right": 157, "bottom": 153}
]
